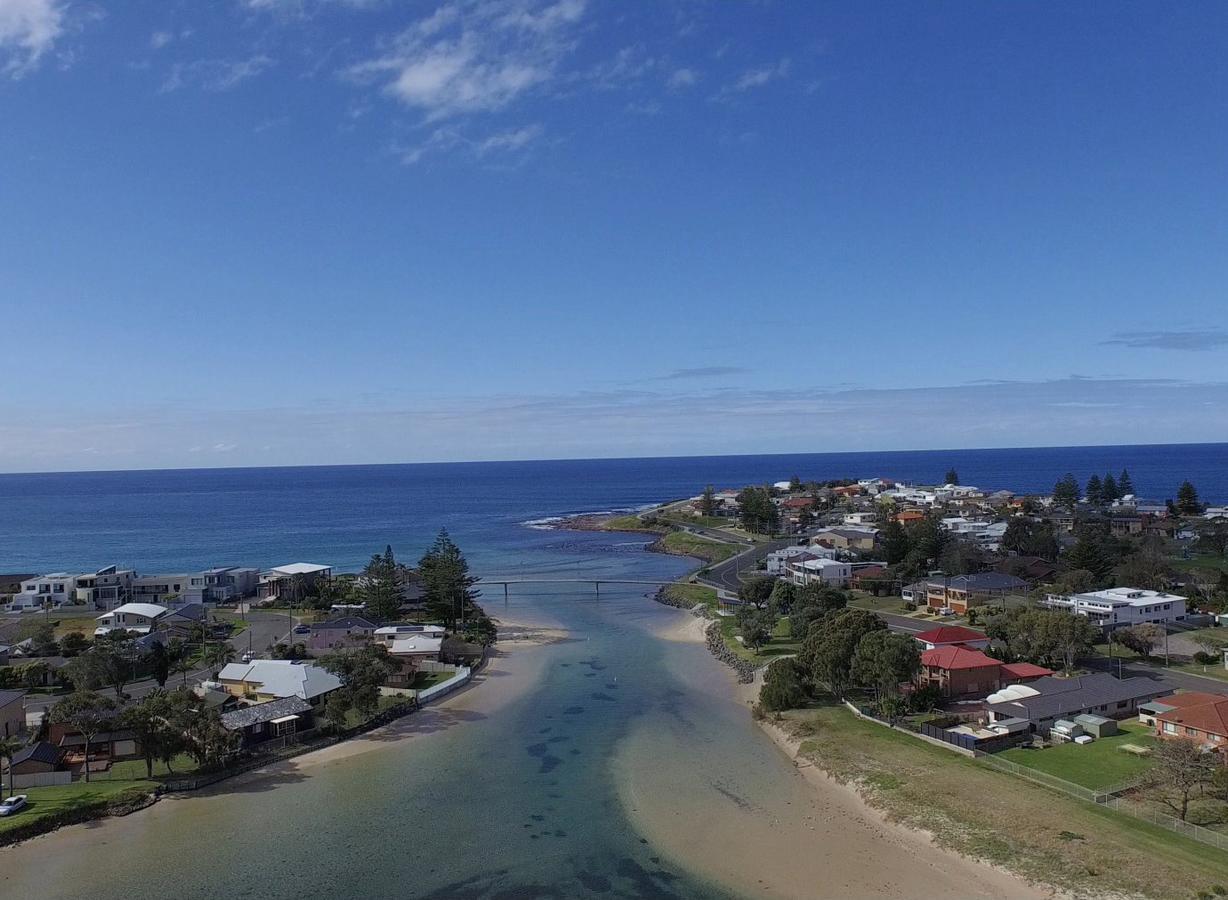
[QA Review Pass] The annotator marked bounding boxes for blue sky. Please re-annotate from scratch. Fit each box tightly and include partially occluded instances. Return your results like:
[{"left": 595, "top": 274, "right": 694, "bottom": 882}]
[{"left": 2, "top": 0, "right": 1227, "bottom": 472}]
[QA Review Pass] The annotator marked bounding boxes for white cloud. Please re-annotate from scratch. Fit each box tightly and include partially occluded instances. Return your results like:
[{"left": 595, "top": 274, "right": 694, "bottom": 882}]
[
  {"left": 667, "top": 67, "right": 697, "bottom": 90},
  {"left": 150, "top": 30, "right": 173, "bottom": 49},
  {"left": 161, "top": 54, "right": 274, "bottom": 93},
  {"left": 730, "top": 57, "right": 789, "bottom": 93},
  {"left": 398, "top": 121, "right": 543, "bottom": 164},
  {"left": 346, "top": 0, "right": 587, "bottom": 121},
  {"left": 0, "top": 0, "right": 65, "bottom": 78}
]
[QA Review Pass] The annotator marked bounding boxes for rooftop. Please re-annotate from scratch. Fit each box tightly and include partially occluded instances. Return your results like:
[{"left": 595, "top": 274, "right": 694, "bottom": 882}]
[
  {"left": 220, "top": 695, "right": 312, "bottom": 731},
  {"left": 97, "top": 603, "right": 168, "bottom": 620},
  {"left": 269, "top": 563, "right": 332, "bottom": 576},
  {"left": 921, "top": 645, "right": 1001, "bottom": 671},
  {"left": 217, "top": 659, "right": 342, "bottom": 700},
  {"left": 1065, "top": 587, "right": 1187, "bottom": 607},
  {"left": 914, "top": 625, "right": 988, "bottom": 645}
]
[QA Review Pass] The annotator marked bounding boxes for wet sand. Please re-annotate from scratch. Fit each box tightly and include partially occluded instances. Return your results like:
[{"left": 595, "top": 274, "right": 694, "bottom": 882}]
[{"left": 621, "top": 610, "right": 1053, "bottom": 900}]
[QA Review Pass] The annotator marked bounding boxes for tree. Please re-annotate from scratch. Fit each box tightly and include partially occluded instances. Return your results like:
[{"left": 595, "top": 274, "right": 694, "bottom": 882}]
[
  {"left": 419, "top": 529, "right": 481, "bottom": 630},
  {"left": 699, "top": 485, "right": 717, "bottom": 518},
  {"left": 1052, "top": 568, "right": 1096, "bottom": 596},
  {"left": 736, "top": 487, "right": 779, "bottom": 535},
  {"left": 1085, "top": 474, "right": 1103, "bottom": 506},
  {"left": 0, "top": 736, "right": 21, "bottom": 800},
  {"left": 850, "top": 630, "right": 921, "bottom": 699},
  {"left": 1147, "top": 738, "right": 1218, "bottom": 821},
  {"left": 737, "top": 576, "right": 776, "bottom": 609},
  {"left": 164, "top": 691, "right": 235, "bottom": 769},
  {"left": 49, "top": 692, "right": 116, "bottom": 783},
  {"left": 59, "top": 631, "right": 89, "bottom": 658},
  {"left": 799, "top": 608, "right": 886, "bottom": 697},
  {"left": 148, "top": 641, "right": 170, "bottom": 688},
  {"left": 29, "top": 623, "right": 58, "bottom": 657},
  {"left": 1177, "top": 481, "right": 1204, "bottom": 516},
  {"left": 945, "top": 468, "right": 959, "bottom": 486},
  {"left": 737, "top": 607, "right": 776, "bottom": 650},
  {"left": 1119, "top": 468, "right": 1134, "bottom": 496},
  {"left": 1052, "top": 473, "right": 1080, "bottom": 507},
  {"left": 322, "top": 644, "right": 395, "bottom": 719},
  {"left": 758, "top": 658, "right": 808, "bottom": 712},
  {"left": 1112, "top": 623, "right": 1165, "bottom": 659},
  {"left": 1195, "top": 521, "right": 1228, "bottom": 559},
  {"left": 1065, "top": 533, "right": 1114, "bottom": 582},
  {"left": 119, "top": 691, "right": 179, "bottom": 780},
  {"left": 881, "top": 519, "right": 910, "bottom": 566},
  {"left": 769, "top": 580, "right": 799, "bottom": 615},
  {"left": 1101, "top": 472, "right": 1119, "bottom": 503},
  {"left": 323, "top": 692, "right": 351, "bottom": 732},
  {"left": 1000, "top": 519, "right": 1059, "bottom": 561},
  {"left": 201, "top": 642, "right": 236, "bottom": 677},
  {"left": 359, "top": 548, "right": 402, "bottom": 622},
  {"left": 938, "top": 540, "right": 985, "bottom": 576}
]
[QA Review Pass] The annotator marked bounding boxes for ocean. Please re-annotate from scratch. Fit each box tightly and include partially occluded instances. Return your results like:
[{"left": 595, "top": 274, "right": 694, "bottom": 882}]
[{"left": 1, "top": 443, "right": 1224, "bottom": 574}]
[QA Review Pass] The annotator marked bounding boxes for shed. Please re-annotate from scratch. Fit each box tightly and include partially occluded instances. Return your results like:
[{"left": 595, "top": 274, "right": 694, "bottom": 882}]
[
  {"left": 1073, "top": 713, "right": 1118, "bottom": 738},
  {"left": 1051, "top": 719, "right": 1084, "bottom": 742}
]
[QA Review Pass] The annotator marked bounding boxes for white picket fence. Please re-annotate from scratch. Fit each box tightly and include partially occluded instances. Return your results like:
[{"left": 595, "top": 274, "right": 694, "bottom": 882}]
[{"left": 11, "top": 771, "right": 72, "bottom": 789}]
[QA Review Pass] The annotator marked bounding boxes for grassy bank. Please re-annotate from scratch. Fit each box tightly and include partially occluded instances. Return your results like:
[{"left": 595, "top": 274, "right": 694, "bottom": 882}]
[
  {"left": 600, "top": 514, "right": 670, "bottom": 534},
  {"left": 779, "top": 701, "right": 1228, "bottom": 898},
  {"left": 653, "top": 531, "right": 740, "bottom": 564},
  {"left": 0, "top": 779, "right": 157, "bottom": 836},
  {"left": 657, "top": 582, "right": 719, "bottom": 611}
]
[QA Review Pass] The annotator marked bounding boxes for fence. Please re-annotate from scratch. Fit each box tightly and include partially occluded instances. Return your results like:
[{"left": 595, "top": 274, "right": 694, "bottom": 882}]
[
  {"left": 919, "top": 722, "right": 980, "bottom": 752},
  {"left": 1100, "top": 797, "right": 1228, "bottom": 852},
  {"left": 11, "top": 771, "right": 72, "bottom": 789},
  {"left": 417, "top": 667, "right": 471, "bottom": 704}
]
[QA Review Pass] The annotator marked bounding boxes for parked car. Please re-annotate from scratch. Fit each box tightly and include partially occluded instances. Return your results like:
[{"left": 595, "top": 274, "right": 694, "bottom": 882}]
[
  {"left": 292, "top": 624, "right": 310, "bottom": 635},
  {"left": 0, "top": 795, "right": 28, "bottom": 816}
]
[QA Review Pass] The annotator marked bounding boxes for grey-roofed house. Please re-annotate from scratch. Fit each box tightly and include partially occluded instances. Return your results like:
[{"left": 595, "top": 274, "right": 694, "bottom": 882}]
[
  {"left": 308, "top": 615, "right": 379, "bottom": 652},
  {"left": 922, "top": 572, "right": 1029, "bottom": 614},
  {"left": 0, "top": 689, "right": 25, "bottom": 739},
  {"left": 220, "top": 696, "right": 314, "bottom": 748},
  {"left": 5, "top": 740, "right": 62, "bottom": 776},
  {"left": 986, "top": 673, "right": 1169, "bottom": 737}
]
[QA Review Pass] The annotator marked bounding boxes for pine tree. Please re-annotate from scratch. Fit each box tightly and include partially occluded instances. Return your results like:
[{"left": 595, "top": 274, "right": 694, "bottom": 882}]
[
  {"left": 699, "top": 485, "right": 716, "bottom": 518},
  {"left": 881, "top": 518, "right": 910, "bottom": 565},
  {"left": 1177, "top": 481, "right": 1203, "bottom": 516},
  {"left": 360, "top": 551, "right": 402, "bottom": 622},
  {"left": 419, "top": 529, "right": 481, "bottom": 630},
  {"left": 1053, "top": 473, "right": 1080, "bottom": 507},
  {"left": 945, "top": 468, "right": 959, "bottom": 486},
  {"left": 1085, "top": 474, "right": 1103, "bottom": 505},
  {"left": 1119, "top": 468, "right": 1134, "bottom": 496},
  {"left": 1101, "top": 473, "right": 1119, "bottom": 502}
]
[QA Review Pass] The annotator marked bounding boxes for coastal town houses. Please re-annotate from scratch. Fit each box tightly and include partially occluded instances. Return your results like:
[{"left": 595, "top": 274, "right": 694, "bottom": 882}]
[
  {"left": 903, "top": 573, "right": 1028, "bottom": 614},
  {"left": 917, "top": 645, "right": 1052, "bottom": 698},
  {"left": 308, "top": 615, "right": 380, "bottom": 651},
  {"left": 765, "top": 546, "right": 814, "bottom": 576},
  {"left": 786, "top": 556, "right": 852, "bottom": 588},
  {"left": 1042, "top": 587, "right": 1187, "bottom": 630},
  {"left": 220, "top": 696, "right": 314, "bottom": 749},
  {"left": 9, "top": 573, "right": 79, "bottom": 611},
  {"left": 914, "top": 625, "right": 991, "bottom": 651},
  {"left": 216, "top": 659, "right": 342, "bottom": 707},
  {"left": 985, "top": 673, "right": 1170, "bottom": 737},
  {"left": 374, "top": 625, "right": 445, "bottom": 685},
  {"left": 259, "top": 563, "right": 333, "bottom": 603},
  {"left": 810, "top": 527, "right": 877, "bottom": 553},
  {"left": 0, "top": 689, "right": 25, "bottom": 738},
  {"left": 94, "top": 602, "right": 170, "bottom": 637},
  {"left": 73, "top": 566, "right": 136, "bottom": 608},
  {"left": 1143, "top": 692, "right": 1228, "bottom": 751}
]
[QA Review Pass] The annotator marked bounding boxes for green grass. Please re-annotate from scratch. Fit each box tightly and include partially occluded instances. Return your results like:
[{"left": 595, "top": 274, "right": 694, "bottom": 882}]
[
  {"left": 601, "top": 514, "right": 669, "bottom": 534},
  {"left": 342, "top": 693, "right": 407, "bottom": 728},
  {"left": 1171, "top": 554, "right": 1228, "bottom": 574},
  {"left": 998, "top": 720, "right": 1157, "bottom": 790},
  {"left": 103, "top": 753, "right": 199, "bottom": 781},
  {"left": 656, "top": 531, "right": 740, "bottom": 564},
  {"left": 718, "top": 614, "right": 800, "bottom": 665},
  {"left": 848, "top": 592, "right": 909, "bottom": 614},
  {"left": 658, "top": 582, "right": 719, "bottom": 611},
  {"left": 0, "top": 778, "right": 155, "bottom": 834},
  {"left": 779, "top": 700, "right": 1228, "bottom": 899}
]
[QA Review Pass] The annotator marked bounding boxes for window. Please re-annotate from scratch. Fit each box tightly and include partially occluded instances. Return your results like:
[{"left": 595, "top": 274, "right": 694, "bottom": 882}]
[
  {"left": 1186, "top": 727, "right": 1197, "bottom": 736},
  {"left": 1164, "top": 722, "right": 1177, "bottom": 734}
]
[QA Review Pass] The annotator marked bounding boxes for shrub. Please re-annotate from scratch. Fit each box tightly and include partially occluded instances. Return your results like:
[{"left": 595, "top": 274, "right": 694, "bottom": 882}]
[
  {"left": 759, "top": 658, "right": 809, "bottom": 712},
  {"left": 903, "top": 601, "right": 917, "bottom": 612},
  {"left": 1195, "top": 651, "right": 1219, "bottom": 665}
]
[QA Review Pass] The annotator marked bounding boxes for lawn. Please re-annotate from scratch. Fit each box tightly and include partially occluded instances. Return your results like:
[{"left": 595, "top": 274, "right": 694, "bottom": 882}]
[
  {"left": 848, "top": 593, "right": 910, "bottom": 614},
  {"left": 601, "top": 514, "right": 669, "bottom": 534},
  {"left": 656, "top": 531, "right": 741, "bottom": 564},
  {"left": 780, "top": 701, "right": 1228, "bottom": 899},
  {"left": 658, "top": 582, "right": 719, "bottom": 612},
  {"left": 1171, "top": 554, "right": 1228, "bottom": 574},
  {"left": 718, "top": 615, "right": 800, "bottom": 665},
  {"left": 0, "top": 779, "right": 155, "bottom": 834},
  {"left": 998, "top": 720, "right": 1157, "bottom": 790},
  {"left": 104, "top": 753, "right": 199, "bottom": 781}
]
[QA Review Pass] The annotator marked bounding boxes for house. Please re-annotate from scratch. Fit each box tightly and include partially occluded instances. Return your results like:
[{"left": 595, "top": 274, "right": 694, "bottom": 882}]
[
  {"left": 74, "top": 565, "right": 136, "bottom": 609},
  {"left": 1145, "top": 692, "right": 1228, "bottom": 751},
  {"left": 183, "top": 566, "right": 259, "bottom": 603},
  {"left": 49, "top": 726, "right": 141, "bottom": 773},
  {"left": 993, "top": 556, "right": 1058, "bottom": 585},
  {"left": 920, "top": 573, "right": 1028, "bottom": 614},
  {"left": 842, "top": 512, "right": 878, "bottom": 527},
  {"left": 1042, "top": 587, "right": 1186, "bottom": 630},
  {"left": 1109, "top": 515, "right": 1144, "bottom": 537},
  {"left": 786, "top": 556, "right": 852, "bottom": 588},
  {"left": 374, "top": 625, "right": 445, "bottom": 684},
  {"left": 259, "top": 563, "right": 333, "bottom": 603},
  {"left": 216, "top": 659, "right": 342, "bottom": 706},
  {"left": 850, "top": 565, "right": 890, "bottom": 590},
  {"left": 309, "top": 616, "right": 379, "bottom": 651},
  {"left": 94, "top": 602, "right": 169, "bottom": 637},
  {"left": 220, "top": 696, "right": 315, "bottom": 748},
  {"left": 0, "top": 574, "right": 36, "bottom": 602},
  {"left": 4, "top": 741, "right": 62, "bottom": 779},
  {"left": 917, "top": 645, "right": 1051, "bottom": 698},
  {"left": 0, "top": 690, "right": 25, "bottom": 738},
  {"left": 811, "top": 528, "right": 877, "bottom": 553},
  {"left": 914, "top": 625, "right": 990, "bottom": 651},
  {"left": 9, "top": 573, "right": 79, "bottom": 611},
  {"left": 985, "top": 673, "right": 1170, "bottom": 737},
  {"left": 160, "top": 603, "right": 210, "bottom": 639},
  {"left": 765, "top": 546, "right": 813, "bottom": 576}
]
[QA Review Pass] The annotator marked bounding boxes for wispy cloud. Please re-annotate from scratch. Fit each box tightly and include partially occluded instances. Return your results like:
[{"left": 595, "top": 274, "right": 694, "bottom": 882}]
[
  {"left": 726, "top": 57, "right": 789, "bottom": 94},
  {"left": 1101, "top": 329, "right": 1228, "bottom": 351},
  {"left": 667, "top": 67, "right": 698, "bottom": 90},
  {"left": 397, "top": 121, "right": 544, "bottom": 164},
  {"left": 345, "top": 0, "right": 587, "bottom": 122},
  {"left": 655, "top": 366, "right": 748, "bottom": 381},
  {"left": 161, "top": 54, "right": 274, "bottom": 93},
  {"left": 150, "top": 30, "right": 173, "bottom": 50},
  {"left": 0, "top": 0, "right": 65, "bottom": 78}
]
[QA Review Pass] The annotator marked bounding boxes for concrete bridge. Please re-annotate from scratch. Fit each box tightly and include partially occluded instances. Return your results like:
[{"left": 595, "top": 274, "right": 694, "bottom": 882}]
[{"left": 477, "top": 577, "right": 681, "bottom": 602}]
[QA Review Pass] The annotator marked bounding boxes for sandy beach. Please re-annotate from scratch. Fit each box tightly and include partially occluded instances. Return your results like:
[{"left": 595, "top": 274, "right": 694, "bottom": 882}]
[{"left": 621, "top": 608, "right": 1053, "bottom": 900}]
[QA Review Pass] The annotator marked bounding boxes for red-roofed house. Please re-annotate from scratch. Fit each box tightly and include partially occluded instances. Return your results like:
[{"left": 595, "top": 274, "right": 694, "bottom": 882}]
[
  {"left": 917, "top": 646, "right": 1053, "bottom": 698},
  {"left": 914, "top": 625, "right": 990, "bottom": 651},
  {"left": 1150, "top": 692, "right": 1228, "bottom": 751}
]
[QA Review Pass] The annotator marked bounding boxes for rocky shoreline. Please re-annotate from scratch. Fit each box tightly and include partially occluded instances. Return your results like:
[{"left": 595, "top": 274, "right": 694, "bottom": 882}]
[{"left": 652, "top": 586, "right": 758, "bottom": 684}]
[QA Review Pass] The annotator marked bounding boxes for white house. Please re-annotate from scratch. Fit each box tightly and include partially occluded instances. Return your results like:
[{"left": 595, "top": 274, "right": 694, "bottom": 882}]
[
  {"left": 786, "top": 556, "right": 852, "bottom": 588},
  {"left": 216, "top": 659, "right": 342, "bottom": 704},
  {"left": 765, "top": 546, "right": 813, "bottom": 575},
  {"left": 1042, "top": 588, "right": 1187, "bottom": 629},
  {"left": 9, "top": 573, "right": 80, "bottom": 612},
  {"left": 74, "top": 566, "right": 136, "bottom": 608},
  {"left": 842, "top": 512, "right": 878, "bottom": 527},
  {"left": 94, "top": 602, "right": 169, "bottom": 636}
]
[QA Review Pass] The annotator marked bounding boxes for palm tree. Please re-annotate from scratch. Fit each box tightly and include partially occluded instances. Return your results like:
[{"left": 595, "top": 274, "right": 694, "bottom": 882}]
[
  {"left": 0, "top": 736, "right": 22, "bottom": 800},
  {"left": 201, "top": 643, "right": 235, "bottom": 678}
]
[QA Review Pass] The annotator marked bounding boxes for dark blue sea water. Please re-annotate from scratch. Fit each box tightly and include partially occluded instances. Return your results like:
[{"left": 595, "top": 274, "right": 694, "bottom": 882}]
[{"left": 0, "top": 443, "right": 1224, "bottom": 574}]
